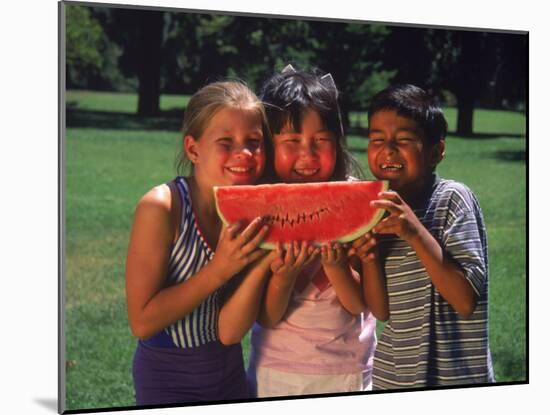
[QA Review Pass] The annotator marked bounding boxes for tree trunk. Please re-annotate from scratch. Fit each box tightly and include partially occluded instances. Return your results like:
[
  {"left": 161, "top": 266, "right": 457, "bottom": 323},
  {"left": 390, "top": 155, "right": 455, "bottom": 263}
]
[
  {"left": 137, "top": 11, "right": 164, "bottom": 117},
  {"left": 455, "top": 93, "right": 475, "bottom": 137}
]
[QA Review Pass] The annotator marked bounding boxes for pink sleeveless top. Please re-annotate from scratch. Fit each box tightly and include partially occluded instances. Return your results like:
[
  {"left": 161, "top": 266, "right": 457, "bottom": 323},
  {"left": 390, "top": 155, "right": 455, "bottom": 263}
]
[{"left": 249, "top": 259, "right": 376, "bottom": 376}]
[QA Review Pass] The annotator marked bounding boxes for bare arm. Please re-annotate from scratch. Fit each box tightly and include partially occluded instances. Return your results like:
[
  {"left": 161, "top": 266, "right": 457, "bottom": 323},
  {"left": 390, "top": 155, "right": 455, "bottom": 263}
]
[
  {"left": 257, "top": 271, "right": 296, "bottom": 328},
  {"left": 372, "top": 191, "right": 475, "bottom": 318},
  {"left": 125, "top": 187, "right": 269, "bottom": 339},
  {"left": 407, "top": 227, "right": 475, "bottom": 317},
  {"left": 218, "top": 251, "right": 276, "bottom": 345},
  {"left": 321, "top": 244, "right": 365, "bottom": 315},
  {"left": 349, "top": 233, "right": 389, "bottom": 321},
  {"left": 361, "top": 257, "right": 389, "bottom": 321},
  {"left": 257, "top": 242, "right": 316, "bottom": 328}
]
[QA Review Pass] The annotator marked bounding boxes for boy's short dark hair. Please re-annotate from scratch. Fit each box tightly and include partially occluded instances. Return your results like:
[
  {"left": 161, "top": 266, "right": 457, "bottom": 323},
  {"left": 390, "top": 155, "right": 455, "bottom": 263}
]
[{"left": 368, "top": 84, "right": 448, "bottom": 146}]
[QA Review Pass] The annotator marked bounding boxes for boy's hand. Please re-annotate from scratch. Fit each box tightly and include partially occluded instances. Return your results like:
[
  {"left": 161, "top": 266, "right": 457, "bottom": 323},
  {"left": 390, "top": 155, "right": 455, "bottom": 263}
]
[
  {"left": 371, "top": 191, "right": 424, "bottom": 243},
  {"left": 270, "top": 241, "right": 318, "bottom": 277},
  {"left": 348, "top": 232, "right": 379, "bottom": 263},
  {"left": 320, "top": 242, "right": 348, "bottom": 268}
]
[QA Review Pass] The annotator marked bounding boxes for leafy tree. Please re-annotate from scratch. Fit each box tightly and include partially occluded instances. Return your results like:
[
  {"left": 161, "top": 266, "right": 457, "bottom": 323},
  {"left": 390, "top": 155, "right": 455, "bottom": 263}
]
[
  {"left": 67, "top": 5, "right": 525, "bottom": 128},
  {"left": 65, "top": 5, "right": 104, "bottom": 88},
  {"left": 87, "top": 7, "right": 164, "bottom": 115},
  {"left": 382, "top": 26, "right": 527, "bottom": 135},
  {"left": 310, "top": 21, "right": 393, "bottom": 130}
]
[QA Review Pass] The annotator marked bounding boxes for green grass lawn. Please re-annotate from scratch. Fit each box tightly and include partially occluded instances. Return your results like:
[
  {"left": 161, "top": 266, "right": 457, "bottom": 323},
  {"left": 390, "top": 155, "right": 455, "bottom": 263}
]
[{"left": 64, "top": 90, "right": 527, "bottom": 410}]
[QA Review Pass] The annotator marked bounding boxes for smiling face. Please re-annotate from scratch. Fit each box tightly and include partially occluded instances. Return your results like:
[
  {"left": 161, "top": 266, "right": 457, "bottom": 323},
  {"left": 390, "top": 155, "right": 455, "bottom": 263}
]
[
  {"left": 273, "top": 109, "right": 337, "bottom": 183},
  {"left": 367, "top": 110, "right": 443, "bottom": 200},
  {"left": 185, "top": 106, "right": 266, "bottom": 189}
]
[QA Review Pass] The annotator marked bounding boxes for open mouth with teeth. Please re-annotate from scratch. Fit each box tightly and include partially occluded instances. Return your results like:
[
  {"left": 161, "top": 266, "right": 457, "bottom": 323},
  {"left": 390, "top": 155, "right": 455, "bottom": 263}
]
[
  {"left": 294, "top": 168, "right": 320, "bottom": 177},
  {"left": 380, "top": 163, "right": 403, "bottom": 172},
  {"left": 226, "top": 166, "right": 254, "bottom": 174}
]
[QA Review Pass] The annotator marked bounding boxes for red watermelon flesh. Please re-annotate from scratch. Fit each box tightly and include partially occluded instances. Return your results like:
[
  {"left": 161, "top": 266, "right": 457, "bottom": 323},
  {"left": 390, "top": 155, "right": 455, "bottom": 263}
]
[{"left": 214, "top": 180, "right": 388, "bottom": 249}]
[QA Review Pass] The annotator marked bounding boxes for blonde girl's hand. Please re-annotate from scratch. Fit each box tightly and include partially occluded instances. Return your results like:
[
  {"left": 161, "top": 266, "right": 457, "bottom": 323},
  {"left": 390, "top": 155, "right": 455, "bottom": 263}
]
[
  {"left": 370, "top": 191, "right": 424, "bottom": 243},
  {"left": 270, "top": 241, "right": 318, "bottom": 277},
  {"left": 320, "top": 242, "right": 348, "bottom": 268},
  {"left": 211, "top": 217, "right": 270, "bottom": 281},
  {"left": 348, "top": 232, "right": 379, "bottom": 263}
]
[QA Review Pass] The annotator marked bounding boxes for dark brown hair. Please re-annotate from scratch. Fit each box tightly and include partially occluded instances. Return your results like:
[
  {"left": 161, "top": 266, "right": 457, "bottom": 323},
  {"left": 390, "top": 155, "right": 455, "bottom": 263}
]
[{"left": 259, "top": 68, "right": 363, "bottom": 181}]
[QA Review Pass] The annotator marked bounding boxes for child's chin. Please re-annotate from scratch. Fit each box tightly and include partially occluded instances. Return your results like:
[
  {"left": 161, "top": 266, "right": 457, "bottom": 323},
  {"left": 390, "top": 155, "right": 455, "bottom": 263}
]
[
  {"left": 385, "top": 179, "right": 402, "bottom": 191},
  {"left": 230, "top": 178, "right": 257, "bottom": 186}
]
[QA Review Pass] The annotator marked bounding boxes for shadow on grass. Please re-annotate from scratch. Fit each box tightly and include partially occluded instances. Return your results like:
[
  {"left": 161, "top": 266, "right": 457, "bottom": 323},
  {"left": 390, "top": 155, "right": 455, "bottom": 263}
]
[
  {"left": 449, "top": 132, "right": 525, "bottom": 139},
  {"left": 491, "top": 150, "right": 526, "bottom": 162},
  {"left": 346, "top": 127, "right": 525, "bottom": 140},
  {"left": 494, "top": 349, "right": 527, "bottom": 382},
  {"left": 348, "top": 146, "right": 367, "bottom": 154},
  {"left": 66, "top": 109, "right": 184, "bottom": 131}
]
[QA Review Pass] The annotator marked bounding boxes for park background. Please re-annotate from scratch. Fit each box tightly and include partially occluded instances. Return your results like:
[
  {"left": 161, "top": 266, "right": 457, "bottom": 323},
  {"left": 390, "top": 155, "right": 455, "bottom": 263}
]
[{"left": 62, "top": 1, "right": 527, "bottom": 412}]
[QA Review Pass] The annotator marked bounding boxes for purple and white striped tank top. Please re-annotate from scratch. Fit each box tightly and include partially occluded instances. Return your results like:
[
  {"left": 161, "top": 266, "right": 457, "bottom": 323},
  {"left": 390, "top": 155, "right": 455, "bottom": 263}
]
[{"left": 163, "top": 176, "right": 220, "bottom": 348}]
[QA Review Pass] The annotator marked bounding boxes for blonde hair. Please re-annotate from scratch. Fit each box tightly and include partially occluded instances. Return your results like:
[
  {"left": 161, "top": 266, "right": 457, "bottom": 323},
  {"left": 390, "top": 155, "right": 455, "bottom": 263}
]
[{"left": 176, "top": 81, "right": 272, "bottom": 175}]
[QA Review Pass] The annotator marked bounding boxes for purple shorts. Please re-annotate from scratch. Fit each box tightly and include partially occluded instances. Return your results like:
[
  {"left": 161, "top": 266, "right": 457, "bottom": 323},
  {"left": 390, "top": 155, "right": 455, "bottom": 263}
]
[{"left": 132, "top": 339, "right": 250, "bottom": 406}]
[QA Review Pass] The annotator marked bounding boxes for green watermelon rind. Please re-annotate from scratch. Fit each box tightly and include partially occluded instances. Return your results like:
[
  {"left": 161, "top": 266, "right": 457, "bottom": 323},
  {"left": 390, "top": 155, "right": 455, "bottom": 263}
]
[
  {"left": 214, "top": 186, "right": 231, "bottom": 227},
  {"left": 214, "top": 180, "right": 389, "bottom": 250}
]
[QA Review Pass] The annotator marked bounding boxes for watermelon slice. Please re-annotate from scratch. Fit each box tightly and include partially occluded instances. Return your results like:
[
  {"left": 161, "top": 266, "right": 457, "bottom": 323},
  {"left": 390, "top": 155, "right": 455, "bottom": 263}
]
[{"left": 214, "top": 180, "right": 388, "bottom": 249}]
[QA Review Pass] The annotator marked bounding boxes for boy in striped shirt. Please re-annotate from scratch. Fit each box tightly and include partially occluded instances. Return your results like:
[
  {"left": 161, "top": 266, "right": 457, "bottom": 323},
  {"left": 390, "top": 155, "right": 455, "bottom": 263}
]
[{"left": 350, "top": 84, "right": 495, "bottom": 389}]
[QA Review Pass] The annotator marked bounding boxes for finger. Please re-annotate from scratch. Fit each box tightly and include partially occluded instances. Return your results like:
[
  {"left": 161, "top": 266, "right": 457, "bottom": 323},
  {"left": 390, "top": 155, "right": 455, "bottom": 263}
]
[
  {"left": 373, "top": 216, "right": 398, "bottom": 232},
  {"left": 357, "top": 234, "right": 377, "bottom": 251},
  {"left": 359, "top": 235, "right": 377, "bottom": 250},
  {"left": 292, "top": 241, "right": 300, "bottom": 258},
  {"left": 322, "top": 244, "right": 332, "bottom": 262},
  {"left": 241, "top": 224, "right": 270, "bottom": 254},
  {"left": 267, "top": 249, "right": 279, "bottom": 261},
  {"left": 271, "top": 261, "right": 283, "bottom": 273},
  {"left": 285, "top": 242, "right": 295, "bottom": 264},
  {"left": 304, "top": 246, "right": 319, "bottom": 265},
  {"left": 377, "top": 191, "right": 403, "bottom": 203},
  {"left": 238, "top": 217, "right": 265, "bottom": 244},
  {"left": 374, "top": 221, "right": 400, "bottom": 235},
  {"left": 251, "top": 249, "right": 271, "bottom": 266},
  {"left": 329, "top": 243, "right": 338, "bottom": 261},
  {"left": 247, "top": 249, "right": 267, "bottom": 265},
  {"left": 294, "top": 241, "right": 309, "bottom": 266},
  {"left": 333, "top": 243, "right": 342, "bottom": 261},
  {"left": 369, "top": 199, "right": 401, "bottom": 214},
  {"left": 222, "top": 221, "right": 242, "bottom": 240},
  {"left": 275, "top": 242, "right": 284, "bottom": 260},
  {"left": 360, "top": 250, "right": 377, "bottom": 262},
  {"left": 351, "top": 236, "right": 366, "bottom": 249},
  {"left": 271, "top": 249, "right": 284, "bottom": 272},
  {"left": 357, "top": 240, "right": 376, "bottom": 256}
]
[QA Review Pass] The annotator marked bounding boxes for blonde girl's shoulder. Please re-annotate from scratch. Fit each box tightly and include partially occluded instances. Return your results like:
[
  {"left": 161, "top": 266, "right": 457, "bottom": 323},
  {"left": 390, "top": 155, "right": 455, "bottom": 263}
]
[
  {"left": 133, "top": 180, "right": 182, "bottom": 232},
  {"left": 138, "top": 182, "right": 173, "bottom": 212}
]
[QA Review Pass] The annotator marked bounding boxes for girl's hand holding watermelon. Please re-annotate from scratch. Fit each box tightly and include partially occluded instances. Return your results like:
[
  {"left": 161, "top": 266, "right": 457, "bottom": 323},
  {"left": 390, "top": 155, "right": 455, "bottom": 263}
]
[
  {"left": 317, "top": 242, "right": 366, "bottom": 316},
  {"left": 320, "top": 243, "right": 349, "bottom": 268},
  {"left": 210, "top": 217, "right": 271, "bottom": 282},
  {"left": 270, "top": 241, "right": 318, "bottom": 278},
  {"left": 257, "top": 241, "right": 318, "bottom": 328}
]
